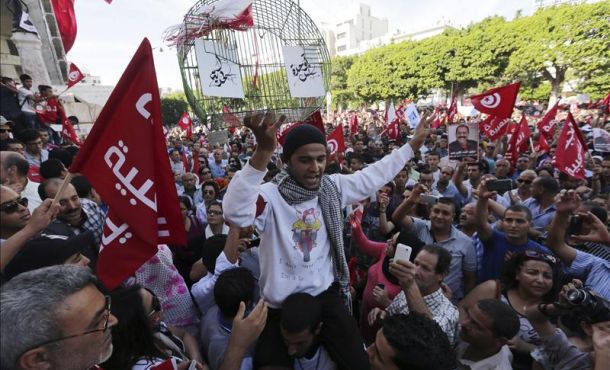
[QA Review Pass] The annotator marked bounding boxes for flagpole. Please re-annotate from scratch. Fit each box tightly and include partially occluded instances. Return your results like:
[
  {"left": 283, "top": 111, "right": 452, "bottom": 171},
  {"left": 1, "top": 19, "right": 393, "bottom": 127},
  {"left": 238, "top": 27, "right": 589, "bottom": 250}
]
[
  {"left": 52, "top": 173, "right": 73, "bottom": 205},
  {"left": 529, "top": 137, "right": 535, "bottom": 152}
]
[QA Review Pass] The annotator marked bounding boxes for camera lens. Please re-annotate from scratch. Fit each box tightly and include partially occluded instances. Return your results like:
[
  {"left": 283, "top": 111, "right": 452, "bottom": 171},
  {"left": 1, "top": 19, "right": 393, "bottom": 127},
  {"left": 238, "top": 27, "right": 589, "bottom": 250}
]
[{"left": 566, "top": 288, "right": 586, "bottom": 305}]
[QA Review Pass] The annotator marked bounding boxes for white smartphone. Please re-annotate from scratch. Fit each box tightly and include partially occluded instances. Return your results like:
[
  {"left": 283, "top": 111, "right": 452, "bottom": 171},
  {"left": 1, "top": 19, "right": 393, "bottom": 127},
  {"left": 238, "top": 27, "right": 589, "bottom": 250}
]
[
  {"left": 394, "top": 243, "right": 412, "bottom": 262},
  {"left": 187, "top": 361, "right": 198, "bottom": 370}
]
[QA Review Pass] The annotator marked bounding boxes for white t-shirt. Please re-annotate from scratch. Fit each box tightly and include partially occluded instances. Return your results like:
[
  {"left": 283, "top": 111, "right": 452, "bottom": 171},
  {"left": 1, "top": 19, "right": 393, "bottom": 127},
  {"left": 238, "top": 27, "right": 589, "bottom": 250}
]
[
  {"left": 17, "top": 87, "right": 35, "bottom": 113},
  {"left": 294, "top": 345, "right": 337, "bottom": 370}
]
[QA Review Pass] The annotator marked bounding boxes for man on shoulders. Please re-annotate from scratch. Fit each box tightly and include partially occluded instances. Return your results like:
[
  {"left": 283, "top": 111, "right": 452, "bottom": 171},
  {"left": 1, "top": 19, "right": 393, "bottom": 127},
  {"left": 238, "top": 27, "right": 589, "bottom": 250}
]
[{"left": 223, "top": 111, "right": 432, "bottom": 370}]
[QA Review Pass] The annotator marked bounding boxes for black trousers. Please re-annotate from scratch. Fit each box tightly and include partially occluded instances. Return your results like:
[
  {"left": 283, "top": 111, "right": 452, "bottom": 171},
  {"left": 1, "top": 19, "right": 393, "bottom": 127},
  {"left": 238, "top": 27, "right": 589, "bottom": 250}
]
[{"left": 253, "top": 283, "right": 371, "bottom": 370}]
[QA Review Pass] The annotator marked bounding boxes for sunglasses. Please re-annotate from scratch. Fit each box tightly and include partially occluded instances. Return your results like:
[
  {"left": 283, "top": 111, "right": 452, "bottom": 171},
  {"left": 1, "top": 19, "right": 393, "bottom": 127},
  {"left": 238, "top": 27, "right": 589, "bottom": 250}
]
[
  {"left": 0, "top": 197, "right": 28, "bottom": 213},
  {"left": 517, "top": 179, "right": 532, "bottom": 184},
  {"left": 0, "top": 128, "right": 11, "bottom": 133},
  {"left": 523, "top": 250, "right": 558, "bottom": 265}
]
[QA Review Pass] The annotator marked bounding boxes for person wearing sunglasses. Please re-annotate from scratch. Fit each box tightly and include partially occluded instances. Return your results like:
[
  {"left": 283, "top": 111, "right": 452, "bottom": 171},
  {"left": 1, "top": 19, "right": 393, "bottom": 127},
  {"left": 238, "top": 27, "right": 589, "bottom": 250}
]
[
  {"left": 459, "top": 250, "right": 561, "bottom": 370},
  {"left": 0, "top": 116, "right": 14, "bottom": 142},
  {"left": 0, "top": 186, "right": 31, "bottom": 241},
  {"left": 101, "top": 284, "right": 206, "bottom": 370},
  {"left": 503, "top": 170, "right": 536, "bottom": 205},
  {"left": 0, "top": 265, "right": 118, "bottom": 370},
  {"left": 0, "top": 151, "right": 43, "bottom": 212}
]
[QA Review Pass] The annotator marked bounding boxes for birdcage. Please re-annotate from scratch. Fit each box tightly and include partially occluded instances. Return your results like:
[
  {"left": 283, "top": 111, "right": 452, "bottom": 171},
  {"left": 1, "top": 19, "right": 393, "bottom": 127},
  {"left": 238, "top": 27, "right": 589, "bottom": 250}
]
[{"left": 166, "top": 0, "right": 331, "bottom": 129}]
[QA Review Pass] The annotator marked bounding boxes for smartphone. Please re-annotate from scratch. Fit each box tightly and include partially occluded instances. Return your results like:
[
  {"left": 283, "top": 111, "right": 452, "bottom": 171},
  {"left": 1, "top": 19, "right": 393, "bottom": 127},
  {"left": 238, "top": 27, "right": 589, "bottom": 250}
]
[
  {"left": 567, "top": 216, "right": 583, "bottom": 235},
  {"left": 376, "top": 283, "right": 385, "bottom": 289},
  {"left": 486, "top": 179, "right": 513, "bottom": 193},
  {"left": 420, "top": 194, "right": 439, "bottom": 205},
  {"left": 394, "top": 243, "right": 412, "bottom": 262}
]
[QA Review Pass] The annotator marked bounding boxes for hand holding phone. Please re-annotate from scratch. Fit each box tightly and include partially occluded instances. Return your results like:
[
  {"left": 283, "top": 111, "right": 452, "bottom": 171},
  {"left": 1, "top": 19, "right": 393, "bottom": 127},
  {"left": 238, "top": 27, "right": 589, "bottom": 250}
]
[{"left": 394, "top": 243, "right": 412, "bottom": 262}]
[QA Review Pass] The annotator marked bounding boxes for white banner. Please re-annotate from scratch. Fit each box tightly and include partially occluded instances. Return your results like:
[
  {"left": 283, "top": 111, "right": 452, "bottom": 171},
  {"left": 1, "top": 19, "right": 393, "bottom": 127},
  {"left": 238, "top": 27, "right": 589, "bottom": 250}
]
[
  {"left": 593, "top": 128, "right": 610, "bottom": 152},
  {"left": 283, "top": 46, "right": 325, "bottom": 98},
  {"left": 195, "top": 39, "right": 245, "bottom": 99}
]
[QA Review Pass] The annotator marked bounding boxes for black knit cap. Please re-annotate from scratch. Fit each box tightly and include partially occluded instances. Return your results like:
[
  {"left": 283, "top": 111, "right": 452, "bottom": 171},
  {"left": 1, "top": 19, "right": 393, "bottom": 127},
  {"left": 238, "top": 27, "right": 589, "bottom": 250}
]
[{"left": 281, "top": 124, "right": 327, "bottom": 161}]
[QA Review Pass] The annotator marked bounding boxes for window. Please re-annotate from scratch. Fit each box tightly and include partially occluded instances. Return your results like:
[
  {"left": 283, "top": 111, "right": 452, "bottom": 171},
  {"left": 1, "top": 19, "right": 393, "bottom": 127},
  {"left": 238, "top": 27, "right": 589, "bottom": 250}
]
[
  {"left": 337, "top": 32, "right": 346, "bottom": 39},
  {"left": 337, "top": 45, "right": 347, "bottom": 52}
]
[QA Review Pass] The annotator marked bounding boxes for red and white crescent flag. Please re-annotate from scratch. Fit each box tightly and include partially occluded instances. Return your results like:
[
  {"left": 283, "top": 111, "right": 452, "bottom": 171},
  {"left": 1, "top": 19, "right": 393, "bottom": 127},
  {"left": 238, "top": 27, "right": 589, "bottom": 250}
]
[
  {"left": 177, "top": 112, "right": 193, "bottom": 139},
  {"left": 554, "top": 113, "right": 587, "bottom": 180},
  {"left": 536, "top": 101, "right": 559, "bottom": 140},
  {"left": 349, "top": 113, "right": 359, "bottom": 138},
  {"left": 326, "top": 125, "right": 345, "bottom": 156},
  {"left": 479, "top": 115, "right": 512, "bottom": 142},
  {"left": 61, "top": 119, "right": 81, "bottom": 146},
  {"left": 69, "top": 38, "right": 186, "bottom": 289},
  {"left": 470, "top": 82, "right": 520, "bottom": 119},
  {"left": 447, "top": 93, "right": 458, "bottom": 123},
  {"left": 66, "top": 62, "right": 85, "bottom": 88}
]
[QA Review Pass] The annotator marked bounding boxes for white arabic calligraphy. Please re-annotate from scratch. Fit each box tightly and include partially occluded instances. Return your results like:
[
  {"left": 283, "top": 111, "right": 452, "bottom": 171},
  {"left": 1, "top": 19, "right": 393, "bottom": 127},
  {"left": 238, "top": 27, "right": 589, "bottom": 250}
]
[
  {"left": 104, "top": 140, "right": 157, "bottom": 211},
  {"left": 102, "top": 216, "right": 132, "bottom": 246}
]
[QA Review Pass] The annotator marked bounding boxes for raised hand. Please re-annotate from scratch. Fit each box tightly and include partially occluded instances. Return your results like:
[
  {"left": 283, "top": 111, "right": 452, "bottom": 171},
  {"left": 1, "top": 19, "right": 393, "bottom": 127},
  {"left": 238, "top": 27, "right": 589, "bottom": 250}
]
[
  {"left": 243, "top": 111, "right": 286, "bottom": 153},
  {"left": 570, "top": 211, "right": 610, "bottom": 244},
  {"left": 554, "top": 189, "right": 580, "bottom": 214}
]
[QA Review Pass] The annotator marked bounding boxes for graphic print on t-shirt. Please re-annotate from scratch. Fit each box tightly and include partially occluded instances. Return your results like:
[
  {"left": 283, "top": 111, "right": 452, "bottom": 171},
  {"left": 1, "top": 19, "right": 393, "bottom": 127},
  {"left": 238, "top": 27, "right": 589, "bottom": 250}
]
[{"left": 291, "top": 208, "right": 321, "bottom": 262}]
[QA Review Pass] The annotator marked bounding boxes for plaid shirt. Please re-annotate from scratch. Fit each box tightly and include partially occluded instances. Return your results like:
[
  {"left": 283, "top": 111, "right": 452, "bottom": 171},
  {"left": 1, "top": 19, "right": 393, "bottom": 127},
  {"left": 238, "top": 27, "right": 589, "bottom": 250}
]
[
  {"left": 81, "top": 198, "right": 104, "bottom": 248},
  {"left": 386, "top": 287, "right": 459, "bottom": 345}
]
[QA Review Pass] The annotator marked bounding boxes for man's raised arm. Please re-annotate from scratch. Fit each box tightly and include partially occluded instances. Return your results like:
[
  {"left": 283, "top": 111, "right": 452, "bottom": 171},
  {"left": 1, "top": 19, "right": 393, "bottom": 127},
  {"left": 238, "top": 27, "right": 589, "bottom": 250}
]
[{"left": 475, "top": 180, "right": 494, "bottom": 241}]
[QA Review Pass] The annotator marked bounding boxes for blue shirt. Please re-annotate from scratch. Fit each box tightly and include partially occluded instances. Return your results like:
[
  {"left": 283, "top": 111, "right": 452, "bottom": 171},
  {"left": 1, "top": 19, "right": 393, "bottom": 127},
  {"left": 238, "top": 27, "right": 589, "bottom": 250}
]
[
  {"left": 478, "top": 229, "right": 550, "bottom": 283},
  {"left": 209, "top": 159, "right": 228, "bottom": 179},
  {"left": 566, "top": 250, "right": 610, "bottom": 299},
  {"left": 522, "top": 198, "right": 556, "bottom": 232}
]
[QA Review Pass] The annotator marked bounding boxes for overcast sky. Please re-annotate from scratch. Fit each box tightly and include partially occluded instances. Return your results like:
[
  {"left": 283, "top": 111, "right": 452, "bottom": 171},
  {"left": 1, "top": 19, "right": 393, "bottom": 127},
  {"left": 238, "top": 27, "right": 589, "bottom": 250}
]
[{"left": 68, "top": 0, "right": 534, "bottom": 90}]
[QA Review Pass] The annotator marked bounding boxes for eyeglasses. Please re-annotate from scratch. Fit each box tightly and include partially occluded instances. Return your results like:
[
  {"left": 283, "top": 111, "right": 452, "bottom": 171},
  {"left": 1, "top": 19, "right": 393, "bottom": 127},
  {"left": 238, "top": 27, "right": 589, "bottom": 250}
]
[
  {"left": 517, "top": 179, "right": 532, "bottom": 184},
  {"left": 30, "top": 295, "right": 111, "bottom": 348},
  {"left": 148, "top": 294, "right": 161, "bottom": 317},
  {"left": 208, "top": 210, "right": 223, "bottom": 216},
  {"left": 0, "top": 197, "right": 28, "bottom": 214},
  {"left": 523, "top": 250, "right": 558, "bottom": 265},
  {"left": 0, "top": 128, "right": 11, "bottom": 133}
]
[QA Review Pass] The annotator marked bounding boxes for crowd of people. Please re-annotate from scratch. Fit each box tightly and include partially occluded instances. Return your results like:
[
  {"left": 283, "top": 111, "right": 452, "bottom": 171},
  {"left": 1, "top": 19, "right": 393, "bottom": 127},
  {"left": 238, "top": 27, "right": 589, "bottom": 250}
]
[{"left": 1, "top": 72, "right": 610, "bottom": 370}]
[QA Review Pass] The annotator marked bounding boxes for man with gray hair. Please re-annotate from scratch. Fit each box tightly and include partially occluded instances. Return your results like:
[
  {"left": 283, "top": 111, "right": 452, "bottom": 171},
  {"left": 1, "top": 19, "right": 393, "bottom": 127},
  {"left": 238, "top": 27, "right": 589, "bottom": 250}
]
[{"left": 0, "top": 265, "right": 118, "bottom": 370}]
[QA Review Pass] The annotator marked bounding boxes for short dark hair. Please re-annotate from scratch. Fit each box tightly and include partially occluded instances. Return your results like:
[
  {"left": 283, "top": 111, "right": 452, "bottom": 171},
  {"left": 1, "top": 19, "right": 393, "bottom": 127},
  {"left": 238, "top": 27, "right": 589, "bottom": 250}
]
[
  {"left": 178, "top": 195, "right": 193, "bottom": 211},
  {"left": 206, "top": 200, "right": 222, "bottom": 212},
  {"left": 16, "top": 129, "right": 40, "bottom": 144},
  {"left": 420, "top": 244, "right": 451, "bottom": 275},
  {"left": 535, "top": 176, "right": 560, "bottom": 195},
  {"left": 476, "top": 299, "right": 520, "bottom": 339},
  {"left": 202, "top": 180, "right": 219, "bottom": 196},
  {"left": 48, "top": 148, "right": 74, "bottom": 168},
  {"left": 280, "top": 293, "right": 322, "bottom": 334},
  {"left": 38, "top": 85, "right": 52, "bottom": 93},
  {"left": 504, "top": 204, "right": 532, "bottom": 221},
  {"left": 382, "top": 313, "right": 455, "bottom": 370},
  {"left": 456, "top": 124, "right": 469, "bottom": 133},
  {"left": 349, "top": 153, "right": 363, "bottom": 164},
  {"left": 501, "top": 250, "right": 560, "bottom": 303},
  {"left": 214, "top": 267, "right": 255, "bottom": 318},
  {"left": 435, "top": 197, "right": 457, "bottom": 214},
  {"left": 70, "top": 175, "right": 93, "bottom": 198},
  {"left": 38, "top": 177, "right": 63, "bottom": 200},
  {"left": 427, "top": 151, "right": 440, "bottom": 159},
  {"left": 468, "top": 160, "right": 489, "bottom": 174},
  {"left": 19, "top": 74, "right": 32, "bottom": 82},
  {"left": 581, "top": 201, "right": 608, "bottom": 223},
  {"left": 40, "top": 159, "right": 65, "bottom": 180}
]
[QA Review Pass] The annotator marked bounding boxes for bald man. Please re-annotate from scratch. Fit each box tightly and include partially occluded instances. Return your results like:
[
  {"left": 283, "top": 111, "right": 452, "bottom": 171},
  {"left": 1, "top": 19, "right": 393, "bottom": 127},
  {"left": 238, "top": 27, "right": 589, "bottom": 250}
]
[{"left": 0, "top": 151, "right": 42, "bottom": 212}]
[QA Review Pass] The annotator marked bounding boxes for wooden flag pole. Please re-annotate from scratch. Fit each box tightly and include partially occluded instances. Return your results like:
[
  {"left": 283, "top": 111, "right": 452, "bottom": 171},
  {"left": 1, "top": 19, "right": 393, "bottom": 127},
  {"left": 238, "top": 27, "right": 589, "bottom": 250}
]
[{"left": 52, "top": 173, "right": 73, "bottom": 205}]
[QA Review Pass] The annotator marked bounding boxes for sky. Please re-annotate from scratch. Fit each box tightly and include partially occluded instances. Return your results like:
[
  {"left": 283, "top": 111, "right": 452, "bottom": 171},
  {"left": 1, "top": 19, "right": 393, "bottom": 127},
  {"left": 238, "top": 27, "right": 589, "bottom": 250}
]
[{"left": 68, "top": 0, "right": 535, "bottom": 91}]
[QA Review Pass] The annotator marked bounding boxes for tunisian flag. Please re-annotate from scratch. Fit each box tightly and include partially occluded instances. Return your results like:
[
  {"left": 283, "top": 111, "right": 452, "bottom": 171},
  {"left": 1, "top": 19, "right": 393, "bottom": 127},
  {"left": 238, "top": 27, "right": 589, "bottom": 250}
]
[
  {"left": 326, "top": 125, "right": 345, "bottom": 156},
  {"left": 62, "top": 119, "right": 82, "bottom": 145},
  {"left": 70, "top": 39, "right": 186, "bottom": 289},
  {"left": 66, "top": 62, "right": 84, "bottom": 88},
  {"left": 536, "top": 101, "right": 559, "bottom": 140},
  {"left": 52, "top": 0, "right": 77, "bottom": 53},
  {"left": 177, "top": 112, "right": 193, "bottom": 139},
  {"left": 470, "top": 82, "right": 520, "bottom": 119},
  {"left": 554, "top": 113, "right": 587, "bottom": 180}
]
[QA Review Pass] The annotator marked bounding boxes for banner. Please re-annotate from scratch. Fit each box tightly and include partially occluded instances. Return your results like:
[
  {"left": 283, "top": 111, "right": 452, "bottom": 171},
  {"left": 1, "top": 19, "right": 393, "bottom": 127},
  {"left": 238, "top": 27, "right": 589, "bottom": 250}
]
[
  {"left": 536, "top": 101, "right": 559, "bottom": 140},
  {"left": 69, "top": 38, "right": 186, "bottom": 289},
  {"left": 283, "top": 46, "right": 326, "bottom": 98},
  {"left": 448, "top": 122, "right": 479, "bottom": 160},
  {"left": 194, "top": 39, "right": 245, "bottom": 98},
  {"left": 593, "top": 128, "right": 610, "bottom": 152}
]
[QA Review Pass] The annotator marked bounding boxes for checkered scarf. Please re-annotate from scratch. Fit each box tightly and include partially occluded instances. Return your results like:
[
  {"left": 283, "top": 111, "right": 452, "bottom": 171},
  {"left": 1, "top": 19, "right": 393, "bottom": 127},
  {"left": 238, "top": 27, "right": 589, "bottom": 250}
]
[{"left": 274, "top": 169, "right": 351, "bottom": 310}]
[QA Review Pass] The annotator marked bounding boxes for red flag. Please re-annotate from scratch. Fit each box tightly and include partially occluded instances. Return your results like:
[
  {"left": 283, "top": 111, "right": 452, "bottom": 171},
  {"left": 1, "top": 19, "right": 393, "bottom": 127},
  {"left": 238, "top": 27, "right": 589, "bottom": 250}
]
[
  {"left": 277, "top": 121, "right": 300, "bottom": 146},
  {"left": 504, "top": 120, "right": 520, "bottom": 164},
  {"left": 61, "top": 118, "right": 81, "bottom": 146},
  {"left": 52, "top": 0, "right": 77, "bottom": 53},
  {"left": 69, "top": 38, "right": 186, "bottom": 289},
  {"left": 602, "top": 93, "right": 610, "bottom": 113},
  {"left": 177, "top": 112, "right": 193, "bottom": 139},
  {"left": 349, "top": 114, "right": 359, "bottom": 137},
  {"left": 66, "top": 62, "right": 84, "bottom": 88},
  {"left": 326, "top": 126, "right": 345, "bottom": 156},
  {"left": 536, "top": 101, "right": 559, "bottom": 140},
  {"left": 303, "top": 110, "right": 325, "bottom": 134},
  {"left": 479, "top": 115, "right": 511, "bottom": 141},
  {"left": 470, "top": 82, "right": 520, "bottom": 119},
  {"left": 447, "top": 93, "right": 458, "bottom": 123},
  {"left": 534, "top": 133, "right": 550, "bottom": 154},
  {"left": 514, "top": 115, "right": 532, "bottom": 154},
  {"left": 387, "top": 119, "right": 401, "bottom": 144},
  {"left": 385, "top": 102, "right": 399, "bottom": 129},
  {"left": 431, "top": 107, "right": 442, "bottom": 129},
  {"left": 554, "top": 113, "right": 587, "bottom": 180},
  {"left": 223, "top": 105, "right": 241, "bottom": 127}
]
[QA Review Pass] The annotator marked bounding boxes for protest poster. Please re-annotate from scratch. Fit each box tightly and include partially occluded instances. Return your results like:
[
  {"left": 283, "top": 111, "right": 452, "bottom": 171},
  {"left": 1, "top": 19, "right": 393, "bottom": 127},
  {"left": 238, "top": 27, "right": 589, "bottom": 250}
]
[
  {"left": 448, "top": 122, "right": 479, "bottom": 161},
  {"left": 593, "top": 128, "right": 610, "bottom": 152},
  {"left": 207, "top": 129, "right": 229, "bottom": 146},
  {"left": 283, "top": 46, "right": 326, "bottom": 98},
  {"left": 195, "top": 39, "right": 245, "bottom": 98}
]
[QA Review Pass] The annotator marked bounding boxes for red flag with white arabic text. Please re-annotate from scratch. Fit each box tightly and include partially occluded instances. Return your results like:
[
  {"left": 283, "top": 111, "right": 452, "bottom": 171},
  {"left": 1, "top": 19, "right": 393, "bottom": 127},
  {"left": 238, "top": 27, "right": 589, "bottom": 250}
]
[
  {"left": 69, "top": 38, "right": 186, "bottom": 289},
  {"left": 514, "top": 115, "right": 532, "bottom": 155},
  {"left": 62, "top": 119, "right": 81, "bottom": 146},
  {"left": 447, "top": 93, "right": 457, "bottom": 123},
  {"left": 534, "top": 133, "right": 550, "bottom": 154},
  {"left": 66, "top": 62, "right": 84, "bottom": 88},
  {"left": 536, "top": 101, "right": 559, "bottom": 140},
  {"left": 303, "top": 110, "right": 325, "bottom": 134},
  {"left": 470, "top": 82, "right": 520, "bottom": 119},
  {"left": 387, "top": 119, "right": 401, "bottom": 144},
  {"left": 177, "top": 112, "right": 193, "bottom": 139},
  {"left": 326, "top": 125, "right": 345, "bottom": 156},
  {"left": 554, "top": 113, "right": 587, "bottom": 180},
  {"left": 349, "top": 114, "right": 359, "bottom": 138},
  {"left": 479, "top": 115, "right": 511, "bottom": 142},
  {"left": 431, "top": 107, "right": 442, "bottom": 129}
]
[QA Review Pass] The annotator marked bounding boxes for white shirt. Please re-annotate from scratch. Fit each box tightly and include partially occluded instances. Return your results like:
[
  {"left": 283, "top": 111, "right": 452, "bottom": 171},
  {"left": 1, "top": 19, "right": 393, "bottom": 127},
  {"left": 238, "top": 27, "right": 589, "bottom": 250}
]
[
  {"left": 22, "top": 179, "right": 42, "bottom": 213},
  {"left": 18, "top": 87, "right": 35, "bottom": 113},
  {"left": 456, "top": 342, "right": 513, "bottom": 370},
  {"left": 294, "top": 345, "right": 337, "bottom": 370},
  {"left": 191, "top": 251, "right": 238, "bottom": 315}
]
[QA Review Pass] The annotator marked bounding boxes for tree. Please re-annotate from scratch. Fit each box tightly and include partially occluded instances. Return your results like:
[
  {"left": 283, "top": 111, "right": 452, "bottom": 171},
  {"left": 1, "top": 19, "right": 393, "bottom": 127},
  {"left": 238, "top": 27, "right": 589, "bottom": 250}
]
[
  {"left": 161, "top": 91, "right": 188, "bottom": 126},
  {"left": 330, "top": 55, "right": 356, "bottom": 109},
  {"left": 505, "top": 2, "right": 610, "bottom": 102}
]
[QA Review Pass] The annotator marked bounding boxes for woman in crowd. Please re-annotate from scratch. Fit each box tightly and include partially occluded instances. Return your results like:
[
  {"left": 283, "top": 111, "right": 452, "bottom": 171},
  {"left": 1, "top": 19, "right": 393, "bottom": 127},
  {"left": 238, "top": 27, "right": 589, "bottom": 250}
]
[
  {"left": 102, "top": 285, "right": 205, "bottom": 370},
  {"left": 459, "top": 250, "right": 561, "bottom": 370},
  {"left": 169, "top": 196, "right": 205, "bottom": 287},
  {"left": 189, "top": 201, "right": 229, "bottom": 284}
]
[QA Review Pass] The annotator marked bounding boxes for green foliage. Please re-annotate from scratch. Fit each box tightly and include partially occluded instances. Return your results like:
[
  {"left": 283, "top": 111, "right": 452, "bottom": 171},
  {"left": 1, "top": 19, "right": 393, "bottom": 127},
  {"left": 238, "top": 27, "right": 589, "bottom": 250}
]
[
  {"left": 338, "top": 1, "right": 609, "bottom": 103},
  {"left": 161, "top": 92, "right": 189, "bottom": 126}
]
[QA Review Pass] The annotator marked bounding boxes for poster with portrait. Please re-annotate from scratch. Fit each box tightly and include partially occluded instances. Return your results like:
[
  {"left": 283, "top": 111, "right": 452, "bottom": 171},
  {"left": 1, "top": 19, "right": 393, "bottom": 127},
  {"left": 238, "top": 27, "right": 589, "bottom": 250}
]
[
  {"left": 194, "top": 39, "right": 245, "bottom": 99},
  {"left": 593, "top": 128, "right": 610, "bottom": 152},
  {"left": 448, "top": 122, "right": 480, "bottom": 161},
  {"left": 283, "top": 46, "right": 326, "bottom": 98}
]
